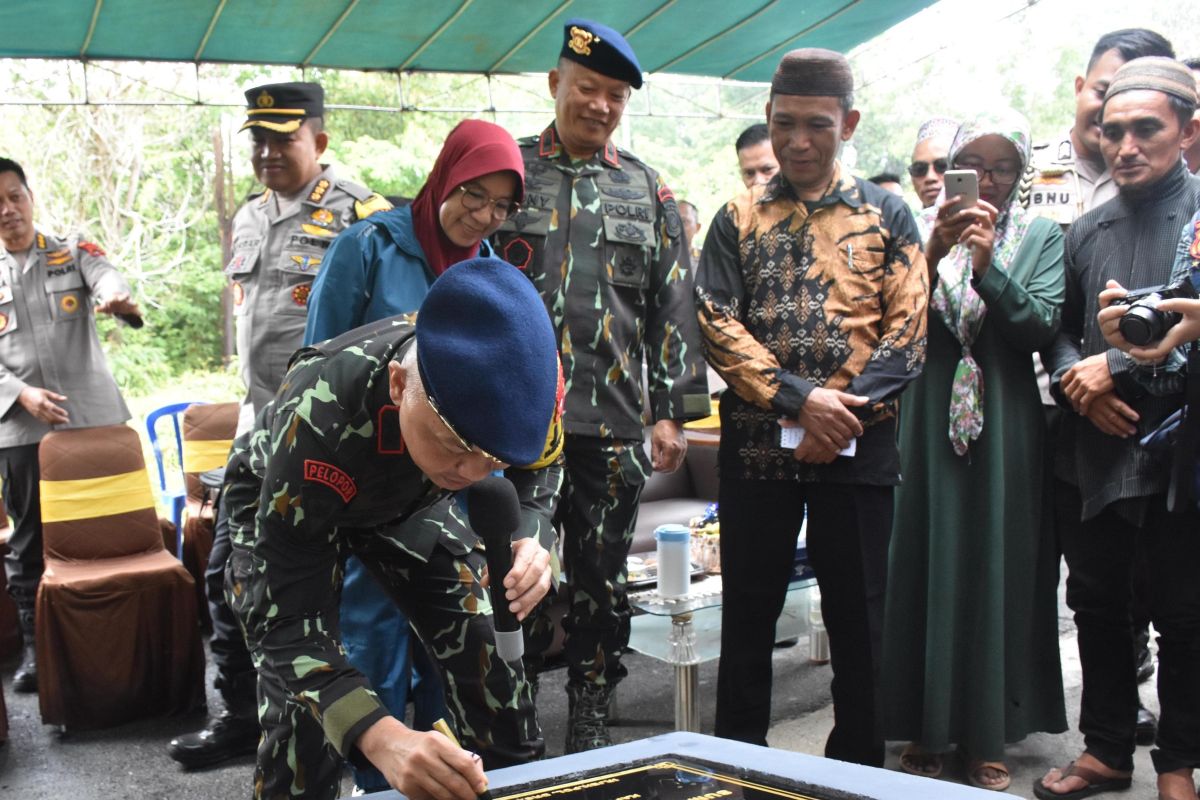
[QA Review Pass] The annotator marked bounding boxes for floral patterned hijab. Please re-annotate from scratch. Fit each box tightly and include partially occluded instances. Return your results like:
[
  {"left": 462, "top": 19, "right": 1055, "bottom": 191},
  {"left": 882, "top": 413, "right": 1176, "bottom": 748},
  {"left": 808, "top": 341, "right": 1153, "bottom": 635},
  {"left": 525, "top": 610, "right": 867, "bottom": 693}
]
[{"left": 930, "top": 109, "right": 1033, "bottom": 457}]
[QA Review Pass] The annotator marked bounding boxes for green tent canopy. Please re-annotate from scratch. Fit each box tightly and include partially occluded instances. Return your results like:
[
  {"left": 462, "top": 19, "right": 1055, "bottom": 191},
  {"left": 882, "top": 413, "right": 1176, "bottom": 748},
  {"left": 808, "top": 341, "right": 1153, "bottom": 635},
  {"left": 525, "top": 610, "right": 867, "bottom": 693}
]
[{"left": 0, "top": 0, "right": 934, "bottom": 82}]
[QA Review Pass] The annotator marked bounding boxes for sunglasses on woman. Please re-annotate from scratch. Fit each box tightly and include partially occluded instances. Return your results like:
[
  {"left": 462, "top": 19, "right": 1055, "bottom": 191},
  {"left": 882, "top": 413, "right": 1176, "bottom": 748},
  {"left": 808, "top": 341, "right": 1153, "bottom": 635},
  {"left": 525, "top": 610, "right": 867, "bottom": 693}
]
[{"left": 907, "top": 159, "right": 948, "bottom": 178}]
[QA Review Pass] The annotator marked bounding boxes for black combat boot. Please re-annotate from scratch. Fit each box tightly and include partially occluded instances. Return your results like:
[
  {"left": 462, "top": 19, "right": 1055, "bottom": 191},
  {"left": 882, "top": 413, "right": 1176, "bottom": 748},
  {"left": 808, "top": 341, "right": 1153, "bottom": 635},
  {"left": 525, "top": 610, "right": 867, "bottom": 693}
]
[
  {"left": 565, "top": 682, "right": 613, "bottom": 753},
  {"left": 167, "top": 672, "right": 259, "bottom": 768},
  {"left": 12, "top": 608, "right": 37, "bottom": 694}
]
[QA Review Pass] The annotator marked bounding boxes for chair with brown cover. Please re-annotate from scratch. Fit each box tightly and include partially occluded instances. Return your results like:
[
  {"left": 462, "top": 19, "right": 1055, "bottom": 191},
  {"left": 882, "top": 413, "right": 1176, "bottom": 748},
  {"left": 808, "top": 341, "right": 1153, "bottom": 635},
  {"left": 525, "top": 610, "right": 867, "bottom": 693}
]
[
  {"left": 36, "top": 424, "right": 205, "bottom": 729},
  {"left": 179, "top": 401, "right": 238, "bottom": 628}
]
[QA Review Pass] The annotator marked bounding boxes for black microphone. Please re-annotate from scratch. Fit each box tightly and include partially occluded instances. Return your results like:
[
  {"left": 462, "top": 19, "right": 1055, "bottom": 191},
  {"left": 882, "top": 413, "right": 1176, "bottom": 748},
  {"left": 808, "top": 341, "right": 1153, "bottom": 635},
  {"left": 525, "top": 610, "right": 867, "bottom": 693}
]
[{"left": 467, "top": 476, "right": 523, "bottom": 663}]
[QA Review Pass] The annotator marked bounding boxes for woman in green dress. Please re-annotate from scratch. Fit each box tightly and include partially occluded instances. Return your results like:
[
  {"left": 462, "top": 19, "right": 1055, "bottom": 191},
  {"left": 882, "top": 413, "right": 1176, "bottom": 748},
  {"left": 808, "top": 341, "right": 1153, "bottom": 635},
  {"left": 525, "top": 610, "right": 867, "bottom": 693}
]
[{"left": 882, "top": 109, "right": 1067, "bottom": 791}]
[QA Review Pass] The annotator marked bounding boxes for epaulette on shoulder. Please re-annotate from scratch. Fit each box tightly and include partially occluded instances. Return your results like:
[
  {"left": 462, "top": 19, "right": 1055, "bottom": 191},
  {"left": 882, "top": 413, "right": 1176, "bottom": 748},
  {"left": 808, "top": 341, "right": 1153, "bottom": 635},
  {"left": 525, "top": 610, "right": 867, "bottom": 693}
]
[
  {"left": 354, "top": 193, "right": 393, "bottom": 220},
  {"left": 616, "top": 145, "right": 644, "bottom": 164},
  {"left": 337, "top": 179, "right": 375, "bottom": 202},
  {"left": 245, "top": 188, "right": 267, "bottom": 203}
]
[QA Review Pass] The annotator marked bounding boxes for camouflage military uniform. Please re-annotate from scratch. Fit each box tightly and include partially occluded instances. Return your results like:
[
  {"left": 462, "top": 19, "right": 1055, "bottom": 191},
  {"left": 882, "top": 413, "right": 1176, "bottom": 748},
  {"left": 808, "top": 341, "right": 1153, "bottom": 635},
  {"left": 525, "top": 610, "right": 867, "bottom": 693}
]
[
  {"left": 493, "top": 124, "right": 710, "bottom": 692},
  {"left": 208, "top": 164, "right": 391, "bottom": 728},
  {"left": 223, "top": 317, "right": 559, "bottom": 799}
]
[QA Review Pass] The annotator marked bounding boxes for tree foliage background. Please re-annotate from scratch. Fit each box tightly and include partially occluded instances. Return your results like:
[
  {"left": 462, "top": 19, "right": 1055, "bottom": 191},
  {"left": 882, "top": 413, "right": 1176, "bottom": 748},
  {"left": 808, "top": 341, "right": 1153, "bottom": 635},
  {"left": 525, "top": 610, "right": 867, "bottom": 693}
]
[{"left": 0, "top": 0, "right": 1196, "bottom": 403}]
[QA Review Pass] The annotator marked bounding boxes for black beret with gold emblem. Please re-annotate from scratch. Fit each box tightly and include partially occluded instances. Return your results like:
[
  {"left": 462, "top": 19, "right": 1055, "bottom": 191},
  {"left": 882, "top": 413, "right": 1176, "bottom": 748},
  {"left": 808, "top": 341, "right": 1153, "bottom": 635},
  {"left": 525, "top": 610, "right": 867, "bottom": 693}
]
[
  {"left": 559, "top": 18, "right": 643, "bottom": 90},
  {"left": 239, "top": 81, "right": 324, "bottom": 134}
]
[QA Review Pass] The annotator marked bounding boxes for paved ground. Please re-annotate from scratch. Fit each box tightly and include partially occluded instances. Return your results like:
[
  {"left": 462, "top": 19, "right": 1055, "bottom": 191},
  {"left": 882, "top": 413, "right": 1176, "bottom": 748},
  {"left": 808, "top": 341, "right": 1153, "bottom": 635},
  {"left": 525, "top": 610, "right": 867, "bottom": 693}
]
[{"left": 0, "top": 575, "right": 1167, "bottom": 800}]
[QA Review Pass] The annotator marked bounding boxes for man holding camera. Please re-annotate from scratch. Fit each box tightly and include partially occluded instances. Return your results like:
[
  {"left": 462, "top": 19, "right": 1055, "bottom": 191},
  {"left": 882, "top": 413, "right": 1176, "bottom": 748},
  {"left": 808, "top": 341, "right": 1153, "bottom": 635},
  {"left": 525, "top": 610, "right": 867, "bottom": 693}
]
[{"left": 1038, "top": 57, "right": 1200, "bottom": 800}]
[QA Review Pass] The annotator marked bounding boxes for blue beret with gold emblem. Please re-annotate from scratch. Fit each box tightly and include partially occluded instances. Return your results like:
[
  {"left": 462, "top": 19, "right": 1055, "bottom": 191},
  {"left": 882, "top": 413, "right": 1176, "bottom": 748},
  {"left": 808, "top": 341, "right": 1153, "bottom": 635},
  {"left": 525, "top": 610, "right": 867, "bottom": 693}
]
[
  {"left": 560, "top": 18, "right": 643, "bottom": 90},
  {"left": 416, "top": 257, "right": 559, "bottom": 467},
  {"left": 240, "top": 81, "right": 324, "bottom": 134}
]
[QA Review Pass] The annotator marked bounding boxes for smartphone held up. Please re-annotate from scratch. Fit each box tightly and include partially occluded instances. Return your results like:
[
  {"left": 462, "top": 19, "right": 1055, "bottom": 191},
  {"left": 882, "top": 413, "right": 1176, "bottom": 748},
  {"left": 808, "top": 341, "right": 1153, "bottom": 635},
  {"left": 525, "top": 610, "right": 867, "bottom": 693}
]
[{"left": 942, "top": 169, "right": 980, "bottom": 216}]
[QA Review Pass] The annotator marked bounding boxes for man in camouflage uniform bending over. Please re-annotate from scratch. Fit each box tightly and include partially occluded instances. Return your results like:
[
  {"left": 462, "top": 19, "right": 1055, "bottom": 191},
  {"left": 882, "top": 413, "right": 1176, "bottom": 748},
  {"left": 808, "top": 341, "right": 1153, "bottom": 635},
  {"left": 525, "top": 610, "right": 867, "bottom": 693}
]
[
  {"left": 224, "top": 258, "right": 563, "bottom": 800},
  {"left": 493, "top": 18, "right": 710, "bottom": 752}
]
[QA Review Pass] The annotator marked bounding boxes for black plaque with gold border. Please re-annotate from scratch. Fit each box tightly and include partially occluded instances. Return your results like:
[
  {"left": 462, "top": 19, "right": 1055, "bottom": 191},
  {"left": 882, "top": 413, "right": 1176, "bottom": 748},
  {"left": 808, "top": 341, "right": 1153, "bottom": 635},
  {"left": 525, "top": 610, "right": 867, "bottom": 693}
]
[{"left": 495, "top": 758, "right": 870, "bottom": 800}]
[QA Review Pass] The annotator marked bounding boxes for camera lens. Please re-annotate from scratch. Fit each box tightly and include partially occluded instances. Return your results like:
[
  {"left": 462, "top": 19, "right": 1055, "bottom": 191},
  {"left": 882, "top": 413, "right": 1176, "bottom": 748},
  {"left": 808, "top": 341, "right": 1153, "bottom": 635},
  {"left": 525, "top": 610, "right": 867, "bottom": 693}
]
[{"left": 1119, "top": 306, "right": 1164, "bottom": 346}]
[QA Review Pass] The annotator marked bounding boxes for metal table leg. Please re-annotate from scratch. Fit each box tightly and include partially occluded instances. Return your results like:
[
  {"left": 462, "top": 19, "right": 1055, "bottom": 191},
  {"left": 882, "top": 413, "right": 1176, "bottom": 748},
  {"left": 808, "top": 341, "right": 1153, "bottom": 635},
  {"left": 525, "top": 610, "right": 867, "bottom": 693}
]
[{"left": 669, "top": 612, "right": 700, "bottom": 731}]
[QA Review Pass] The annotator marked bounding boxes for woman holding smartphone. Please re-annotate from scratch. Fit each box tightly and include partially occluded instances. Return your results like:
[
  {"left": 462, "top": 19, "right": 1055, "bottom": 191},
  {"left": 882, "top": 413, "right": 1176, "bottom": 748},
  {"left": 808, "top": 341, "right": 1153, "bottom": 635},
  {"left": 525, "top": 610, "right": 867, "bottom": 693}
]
[{"left": 881, "top": 110, "right": 1068, "bottom": 790}]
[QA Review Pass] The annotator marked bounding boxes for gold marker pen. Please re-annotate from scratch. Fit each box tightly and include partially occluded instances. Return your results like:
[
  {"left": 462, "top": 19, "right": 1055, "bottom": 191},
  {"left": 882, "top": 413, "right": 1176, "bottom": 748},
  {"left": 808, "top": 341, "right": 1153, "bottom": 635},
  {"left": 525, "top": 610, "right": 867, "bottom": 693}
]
[{"left": 432, "top": 718, "right": 492, "bottom": 800}]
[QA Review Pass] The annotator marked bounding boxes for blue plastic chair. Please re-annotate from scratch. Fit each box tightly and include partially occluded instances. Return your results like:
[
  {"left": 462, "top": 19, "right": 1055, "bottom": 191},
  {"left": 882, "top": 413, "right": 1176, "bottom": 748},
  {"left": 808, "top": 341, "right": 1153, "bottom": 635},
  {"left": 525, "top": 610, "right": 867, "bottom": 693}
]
[{"left": 145, "top": 401, "right": 202, "bottom": 559}]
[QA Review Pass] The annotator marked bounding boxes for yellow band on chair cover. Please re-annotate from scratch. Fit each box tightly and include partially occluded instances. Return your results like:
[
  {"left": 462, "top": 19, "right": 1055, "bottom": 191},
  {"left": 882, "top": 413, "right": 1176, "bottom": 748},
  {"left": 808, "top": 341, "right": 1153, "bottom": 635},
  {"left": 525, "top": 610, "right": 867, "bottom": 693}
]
[
  {"left": 182, "top": 438, "right": 233, "bottom": 474},
  {"left": 40, "top": 469, "right": 156, "bottom": 523}
]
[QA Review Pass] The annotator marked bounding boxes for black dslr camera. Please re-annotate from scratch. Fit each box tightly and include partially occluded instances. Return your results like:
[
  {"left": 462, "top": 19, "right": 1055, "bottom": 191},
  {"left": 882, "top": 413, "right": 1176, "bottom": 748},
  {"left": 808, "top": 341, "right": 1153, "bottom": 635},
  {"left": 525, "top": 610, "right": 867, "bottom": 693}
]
[{"left": 1111, "top": 279, "right": 1199, "bottom": 346}]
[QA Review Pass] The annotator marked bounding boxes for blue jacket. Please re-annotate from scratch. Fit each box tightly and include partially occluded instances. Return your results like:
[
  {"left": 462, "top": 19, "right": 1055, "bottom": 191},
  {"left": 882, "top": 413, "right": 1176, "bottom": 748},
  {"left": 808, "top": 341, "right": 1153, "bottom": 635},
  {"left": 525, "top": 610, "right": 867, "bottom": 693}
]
[{"left": 305, "top": 205, "right": 493, "bottom": 345}]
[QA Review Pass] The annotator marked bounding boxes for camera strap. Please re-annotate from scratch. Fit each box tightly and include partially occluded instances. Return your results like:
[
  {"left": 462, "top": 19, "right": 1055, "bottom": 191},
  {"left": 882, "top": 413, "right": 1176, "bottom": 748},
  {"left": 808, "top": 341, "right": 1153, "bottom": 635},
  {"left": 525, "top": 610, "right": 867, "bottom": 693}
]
[{"left": 1168, "top": 343, "right": 1200, "bottom": 512}]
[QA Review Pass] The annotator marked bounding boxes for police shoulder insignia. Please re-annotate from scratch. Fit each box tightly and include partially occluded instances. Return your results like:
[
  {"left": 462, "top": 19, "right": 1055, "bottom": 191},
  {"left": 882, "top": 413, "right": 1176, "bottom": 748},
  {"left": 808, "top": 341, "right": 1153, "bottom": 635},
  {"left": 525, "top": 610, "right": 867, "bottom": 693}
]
[
  {"left": 354, "top": 194, "right": 393, "bottom": 220},
  {"left": 78, "top": 240, "right": 106, "bottom": 258},
  {"left": 658, "top": 183, "right": 682, "bottom": 239},
  {"left": 309, "top": 179, "right": 330, "bottom": 204},
  {"left": 303, "top": 458, "right": 357, "bottom": 502},
  {"left": 36, "top": 233, "right": 46, "bottom": 250},
  {"left": 568, "top": 26, "right": 599, "bottom": 57}
]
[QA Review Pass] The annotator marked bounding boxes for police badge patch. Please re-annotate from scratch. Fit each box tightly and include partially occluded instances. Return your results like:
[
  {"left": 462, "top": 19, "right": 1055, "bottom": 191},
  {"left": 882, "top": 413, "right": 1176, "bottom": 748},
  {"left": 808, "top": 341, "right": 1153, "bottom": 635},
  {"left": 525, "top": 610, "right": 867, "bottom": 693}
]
[{"left": 658, "top": 183, "right": 682, "bottom": 239}]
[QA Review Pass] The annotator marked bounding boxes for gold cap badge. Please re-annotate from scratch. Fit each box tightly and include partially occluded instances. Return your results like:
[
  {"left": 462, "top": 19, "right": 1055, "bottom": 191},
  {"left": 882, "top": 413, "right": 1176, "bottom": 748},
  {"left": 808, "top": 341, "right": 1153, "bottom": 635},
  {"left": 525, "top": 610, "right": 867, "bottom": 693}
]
[
  {"left": 256, "top": 90, "right": 275, "bottom": 109},
  {"left": 568, "top": 26, "right": 599, "bottom": 57}
]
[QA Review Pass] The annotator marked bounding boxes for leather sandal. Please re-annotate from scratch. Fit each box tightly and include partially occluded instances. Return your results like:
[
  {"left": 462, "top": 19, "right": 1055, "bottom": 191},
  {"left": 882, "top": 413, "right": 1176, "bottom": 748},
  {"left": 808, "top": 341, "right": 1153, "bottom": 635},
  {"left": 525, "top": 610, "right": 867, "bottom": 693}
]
[
  {"left": 898, "top": 743, "right": 943, "bottom": 779},
  {"left": 968, "top": 760, "right": 1011, "bottom": 792},
  {"left": 1032, "top": 761, "right": 1133, "bottom": 800}
]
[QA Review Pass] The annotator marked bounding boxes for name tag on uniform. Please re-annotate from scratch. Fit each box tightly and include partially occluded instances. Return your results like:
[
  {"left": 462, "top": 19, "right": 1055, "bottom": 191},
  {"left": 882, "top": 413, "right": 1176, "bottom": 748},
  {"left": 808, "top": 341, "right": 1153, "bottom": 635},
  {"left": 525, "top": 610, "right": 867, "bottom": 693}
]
[{"left": 1028, "top": 173, "right": 1076, "bottom": 226}]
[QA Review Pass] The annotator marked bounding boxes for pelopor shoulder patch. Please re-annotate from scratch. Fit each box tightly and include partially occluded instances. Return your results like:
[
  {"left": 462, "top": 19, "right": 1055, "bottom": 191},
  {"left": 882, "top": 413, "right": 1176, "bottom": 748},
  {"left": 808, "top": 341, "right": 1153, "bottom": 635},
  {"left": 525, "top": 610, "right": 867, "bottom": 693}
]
[{"left": 303, "top": 459, "right": 357, "bottom": 502}]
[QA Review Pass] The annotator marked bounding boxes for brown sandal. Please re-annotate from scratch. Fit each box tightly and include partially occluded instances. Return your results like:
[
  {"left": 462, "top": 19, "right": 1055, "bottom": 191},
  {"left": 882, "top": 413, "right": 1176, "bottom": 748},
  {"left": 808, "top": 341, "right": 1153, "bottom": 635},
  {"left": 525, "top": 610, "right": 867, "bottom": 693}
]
[
  {"left": 968, "top": 760, "right": 1011, "bottom": 792},
  {"left": 898, "top": 743, "right": 943, "bottom": 779}
]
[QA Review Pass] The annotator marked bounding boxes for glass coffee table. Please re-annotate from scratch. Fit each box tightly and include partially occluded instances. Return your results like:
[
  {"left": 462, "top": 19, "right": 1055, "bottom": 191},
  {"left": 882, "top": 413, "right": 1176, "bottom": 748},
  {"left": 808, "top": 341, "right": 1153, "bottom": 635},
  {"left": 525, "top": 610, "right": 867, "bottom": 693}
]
[{"left": 627, "top": 570, "right": 818, "bottom": 732}]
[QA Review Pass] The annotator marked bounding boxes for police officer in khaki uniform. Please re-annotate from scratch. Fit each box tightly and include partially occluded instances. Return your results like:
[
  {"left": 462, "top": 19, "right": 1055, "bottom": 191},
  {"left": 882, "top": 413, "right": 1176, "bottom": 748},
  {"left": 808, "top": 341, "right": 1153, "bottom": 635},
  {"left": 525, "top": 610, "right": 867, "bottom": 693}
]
[
  {"left": 0, "top": 157, "right": 140, "bottom": 693},
  {"left": 492, "top": 19, "right": 710, "bottom": 753},
  {"left": 1026, "top": 30, "right": 1174, "bottom": 227},
  {"left": 168, "top": 81, "right": 391, "bottom": 769},
  {"left": 226, "top": 82, "right": 391, "bottom": 428}
]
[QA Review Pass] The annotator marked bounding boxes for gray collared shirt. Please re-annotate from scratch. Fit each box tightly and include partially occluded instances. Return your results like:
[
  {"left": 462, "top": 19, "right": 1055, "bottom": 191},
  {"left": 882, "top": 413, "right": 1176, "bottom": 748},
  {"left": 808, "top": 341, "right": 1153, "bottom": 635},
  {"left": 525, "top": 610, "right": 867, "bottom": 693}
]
[{"left": 0, "top": 229, "right": 130, "bottom": 448}]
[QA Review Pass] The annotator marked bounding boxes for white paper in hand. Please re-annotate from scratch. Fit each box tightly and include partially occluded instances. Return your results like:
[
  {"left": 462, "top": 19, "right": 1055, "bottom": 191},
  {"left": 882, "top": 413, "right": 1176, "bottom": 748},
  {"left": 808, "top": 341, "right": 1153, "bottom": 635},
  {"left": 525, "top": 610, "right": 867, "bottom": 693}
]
[{"left": 779, "top": 422, "right": 857, "bottom": 457}]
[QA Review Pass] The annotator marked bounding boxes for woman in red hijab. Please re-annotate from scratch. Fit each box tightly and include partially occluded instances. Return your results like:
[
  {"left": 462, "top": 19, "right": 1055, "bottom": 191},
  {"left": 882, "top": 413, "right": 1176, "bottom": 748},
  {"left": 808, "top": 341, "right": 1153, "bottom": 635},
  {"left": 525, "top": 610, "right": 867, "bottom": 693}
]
[
  {"left": 306, "top": 118, "right": 525, "bottom": 339},
  {"left": 302, "top": 118, "right": 527, "bottom": 795}
]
